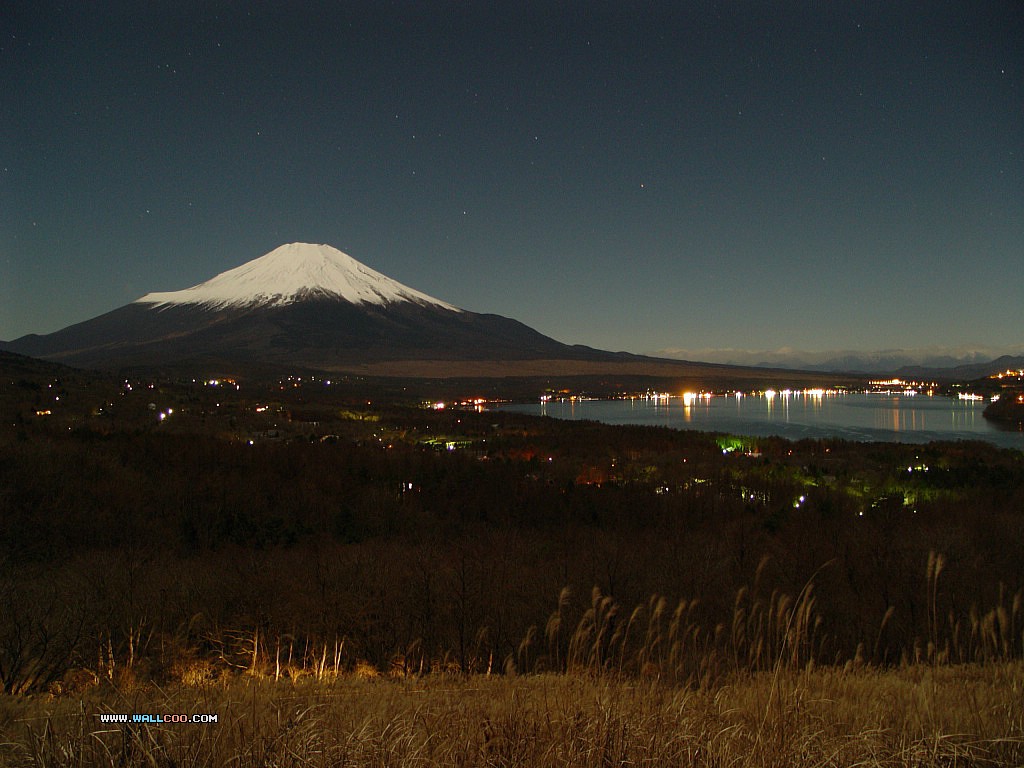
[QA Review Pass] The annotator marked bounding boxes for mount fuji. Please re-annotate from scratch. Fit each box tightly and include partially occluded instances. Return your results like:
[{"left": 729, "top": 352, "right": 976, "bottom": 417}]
[
  {"left": 135, "top": 242, "right": 463, "bottom": 312},
  {"left": 3, "top": 243, "right": 632, "bottom": 374}
]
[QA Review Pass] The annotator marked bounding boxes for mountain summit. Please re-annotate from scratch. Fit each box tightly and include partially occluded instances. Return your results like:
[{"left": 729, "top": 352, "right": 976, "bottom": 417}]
[{"left": 137, "top": 243, "right": 460, "bottom": 311}]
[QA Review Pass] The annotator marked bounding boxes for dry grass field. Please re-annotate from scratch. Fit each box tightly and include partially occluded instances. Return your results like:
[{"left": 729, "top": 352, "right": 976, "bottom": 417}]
[{"left": 1, "top": 662, "right": 1021, "bottom": 767}]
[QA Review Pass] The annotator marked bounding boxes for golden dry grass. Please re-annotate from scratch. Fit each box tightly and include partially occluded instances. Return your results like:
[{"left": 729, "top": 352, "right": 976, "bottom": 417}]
[{"left": 1, "top": 663, "right": 1021, "bottom": 767}]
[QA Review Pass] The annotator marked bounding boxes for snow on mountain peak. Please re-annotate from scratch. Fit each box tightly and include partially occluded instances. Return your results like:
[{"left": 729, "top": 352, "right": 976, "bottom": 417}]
[{"left": 135, "top": 243, "right": 462, "bottom": 311}]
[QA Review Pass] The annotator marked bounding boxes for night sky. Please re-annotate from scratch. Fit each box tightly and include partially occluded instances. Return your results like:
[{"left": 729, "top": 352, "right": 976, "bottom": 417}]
[{"left": 4, "top": 2, "right": 1022, "bottom": 364}]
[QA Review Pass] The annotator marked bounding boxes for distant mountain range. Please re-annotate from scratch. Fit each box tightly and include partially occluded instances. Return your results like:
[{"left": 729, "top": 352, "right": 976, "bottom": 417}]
[
  {"left": 657, "top": 348, "right": 1024, "bottom": 381},
  {"left": 888, "top": 356, "right": 1024, "bottom": 382}
]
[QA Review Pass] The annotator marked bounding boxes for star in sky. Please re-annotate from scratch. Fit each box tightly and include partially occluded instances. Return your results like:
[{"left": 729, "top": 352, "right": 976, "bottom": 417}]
[{"left": 1, "top": 2, "right": 1021, "bottom": 367}]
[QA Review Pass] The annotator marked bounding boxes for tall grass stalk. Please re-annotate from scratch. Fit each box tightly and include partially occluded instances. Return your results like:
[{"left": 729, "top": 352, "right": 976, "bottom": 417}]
[{"left": 2, "top": 664, "right": 1020, "bottom": 767}]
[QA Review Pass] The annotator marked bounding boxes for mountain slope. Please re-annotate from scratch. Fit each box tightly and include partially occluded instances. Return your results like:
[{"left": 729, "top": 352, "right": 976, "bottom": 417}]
[
  {"left": 3, "top": 243, "right": 864, "bottom": 385},
  {"left": 2, "top": 243, "right": 621, "bottom": 372}
]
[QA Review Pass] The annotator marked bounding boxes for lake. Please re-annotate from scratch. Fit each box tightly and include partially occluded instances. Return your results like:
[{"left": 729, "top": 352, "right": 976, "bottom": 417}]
[{"left": 501, "top": 392, "right": 1024, "bottom": 450}]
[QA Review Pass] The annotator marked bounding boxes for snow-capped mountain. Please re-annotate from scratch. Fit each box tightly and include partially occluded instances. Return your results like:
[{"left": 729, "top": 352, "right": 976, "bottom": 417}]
[
  {"left": 1, "top": 243, "right": 619, "bottom": 373},
  {"left": 137, "top": 243, "right": 461, "bottom": 311}
]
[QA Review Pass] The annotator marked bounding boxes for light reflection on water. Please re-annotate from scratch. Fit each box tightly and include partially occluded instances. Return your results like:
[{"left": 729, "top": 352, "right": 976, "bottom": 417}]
[{"left": 509, "top": 393, "right": 1023, "bottom": 450}]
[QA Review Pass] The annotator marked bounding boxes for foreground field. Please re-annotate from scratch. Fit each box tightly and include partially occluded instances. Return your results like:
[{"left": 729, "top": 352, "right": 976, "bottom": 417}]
[
  {"left": 1, "top": 663, "right": 1021, "bottom": 767},
  {"left": 3, "top": 360, "right": 1022, "bottom": 765}
]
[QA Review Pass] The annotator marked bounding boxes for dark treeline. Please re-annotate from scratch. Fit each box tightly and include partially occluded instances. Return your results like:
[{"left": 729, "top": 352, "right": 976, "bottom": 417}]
[{"left": 2, "top": 378, "right": 1024, "bottom": 692}]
